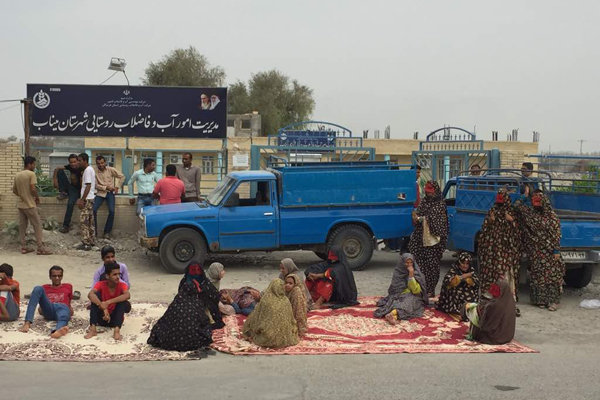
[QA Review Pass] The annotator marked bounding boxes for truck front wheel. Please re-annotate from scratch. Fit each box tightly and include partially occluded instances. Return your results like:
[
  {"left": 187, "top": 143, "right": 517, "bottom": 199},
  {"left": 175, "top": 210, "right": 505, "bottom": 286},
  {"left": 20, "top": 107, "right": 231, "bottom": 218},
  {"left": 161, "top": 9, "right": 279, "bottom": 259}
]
[
  {"left": 328, "top": 224, "right": 374, "bottom": 271},
  {"left": 564, "top": 264, "right": 594, "bottom": 288},
  {"left": 159, "top": 228, "right": 207, "bottom": 274}
]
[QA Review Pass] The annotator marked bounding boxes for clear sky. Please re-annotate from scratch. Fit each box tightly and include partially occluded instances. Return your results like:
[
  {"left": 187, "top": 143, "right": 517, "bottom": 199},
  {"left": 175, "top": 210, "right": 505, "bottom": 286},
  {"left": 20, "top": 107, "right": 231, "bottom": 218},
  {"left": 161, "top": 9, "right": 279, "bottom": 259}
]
[{"left": 1, "top": 0, "right": 599, "bottom": 152}]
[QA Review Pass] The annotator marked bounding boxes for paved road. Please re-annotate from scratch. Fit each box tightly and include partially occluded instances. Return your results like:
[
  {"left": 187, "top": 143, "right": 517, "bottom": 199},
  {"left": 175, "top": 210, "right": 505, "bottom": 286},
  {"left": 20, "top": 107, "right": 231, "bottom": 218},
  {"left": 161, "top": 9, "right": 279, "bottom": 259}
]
[{"left": 3, "top": 249, "right": 600, "bottom": 400}]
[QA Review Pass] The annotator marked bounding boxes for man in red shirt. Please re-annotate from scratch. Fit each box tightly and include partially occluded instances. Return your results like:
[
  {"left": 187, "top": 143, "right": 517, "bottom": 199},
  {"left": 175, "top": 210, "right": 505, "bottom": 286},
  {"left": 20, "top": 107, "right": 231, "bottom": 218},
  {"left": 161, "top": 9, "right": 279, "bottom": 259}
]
[
  {"left": 19, "top": 265, "right": 73, "bottom": 338},
  {"left": 152, "top": 164, "right": 185, "bottom": 205},
  {"left": 0, "top": 263, "right": 20, "bottom": 321},
  {"left": 85, "top": 262, "right": 131, "bottom": 341}
]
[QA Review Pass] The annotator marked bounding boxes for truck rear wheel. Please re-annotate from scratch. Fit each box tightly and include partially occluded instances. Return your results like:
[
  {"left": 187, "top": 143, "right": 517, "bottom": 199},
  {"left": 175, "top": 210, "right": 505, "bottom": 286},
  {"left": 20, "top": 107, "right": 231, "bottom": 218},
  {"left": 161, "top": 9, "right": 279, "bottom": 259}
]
[
  {"left": 564, "top": 264, "right": 593, "bottom": 288},
  {"left": 159, "top": 228, "right": 207, "bottom": 274},
  {"left": 328, "top": 224, "right": 374, "bottom": 271}
]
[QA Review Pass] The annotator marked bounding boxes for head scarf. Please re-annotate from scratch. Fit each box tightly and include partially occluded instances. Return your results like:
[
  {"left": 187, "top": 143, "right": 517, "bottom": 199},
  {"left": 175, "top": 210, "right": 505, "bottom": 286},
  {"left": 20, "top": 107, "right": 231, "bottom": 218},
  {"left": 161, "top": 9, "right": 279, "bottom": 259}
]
[
  {"left": 471, "top": 278, "right": 516, "bottom": 344},
  {"left": 457, "top": 252, "right": 472, "bottom": 264},
  {"left": 285, "top": 273, "right": 308, "bottom": 336},
  {"left": 179, "top": 261, "right": 224, "bottom": 329},
  {"left": 415, "top": 181, "right": 448, "bottom": 239},
  {"left": 279, "top": 258, "right": 313, "bottom": 310},
  {"left": 386, "top": 253, "right": 428, "bottom": 298},
  {"left": 517, "top": 191, "right": 561, "bottom": 252},
  {"left": 206, "top": 262, "right": 224, "bottom": 290},
  {"left": 374, "top": 253, "right": 429, "bottom": 318},
  {"left": 242, "top": 279, "right": 299, "bottom": 348}
]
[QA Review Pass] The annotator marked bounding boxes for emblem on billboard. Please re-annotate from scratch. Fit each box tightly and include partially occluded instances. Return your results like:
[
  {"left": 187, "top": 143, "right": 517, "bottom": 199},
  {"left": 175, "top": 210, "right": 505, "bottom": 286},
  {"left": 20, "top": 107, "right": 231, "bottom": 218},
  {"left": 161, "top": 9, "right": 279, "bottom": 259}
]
[{"left": 33, "top": 90, "right": 51, "bottom": 109}]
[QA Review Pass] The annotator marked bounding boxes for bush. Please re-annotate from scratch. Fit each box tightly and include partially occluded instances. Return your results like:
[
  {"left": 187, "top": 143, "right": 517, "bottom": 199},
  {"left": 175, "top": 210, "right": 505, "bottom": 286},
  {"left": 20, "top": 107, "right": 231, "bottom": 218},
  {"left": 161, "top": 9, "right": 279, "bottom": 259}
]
[
  {"left": 35, "top": 164, "right": 57, "bottom": 197},
  {"left": 2, "top": 221, "right": 19, "bottom": 240}
]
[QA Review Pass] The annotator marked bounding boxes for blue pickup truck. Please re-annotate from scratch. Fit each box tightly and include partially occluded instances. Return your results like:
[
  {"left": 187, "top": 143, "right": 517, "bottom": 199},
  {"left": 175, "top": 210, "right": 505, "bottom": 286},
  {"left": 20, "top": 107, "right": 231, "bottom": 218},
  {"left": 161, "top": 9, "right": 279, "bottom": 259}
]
[
  {"left": 140, "top": 162, "right": 417, "bottom": 273},
  {"left": 442, "top": 172, "right": 600, "bottom": 288}
]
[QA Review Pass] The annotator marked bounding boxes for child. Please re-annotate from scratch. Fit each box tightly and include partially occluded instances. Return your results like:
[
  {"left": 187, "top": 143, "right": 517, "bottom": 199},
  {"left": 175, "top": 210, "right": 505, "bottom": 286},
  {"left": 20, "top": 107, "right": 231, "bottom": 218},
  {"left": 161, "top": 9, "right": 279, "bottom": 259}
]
[
  {"left": 92, "top": 245, "right": 131, "bottom": 288},
  {"left": 85, "top": 262, "right": 131, "bottom": 341},
  {"left": 0, "top": 263, "right": 20, "bottom": 321}
]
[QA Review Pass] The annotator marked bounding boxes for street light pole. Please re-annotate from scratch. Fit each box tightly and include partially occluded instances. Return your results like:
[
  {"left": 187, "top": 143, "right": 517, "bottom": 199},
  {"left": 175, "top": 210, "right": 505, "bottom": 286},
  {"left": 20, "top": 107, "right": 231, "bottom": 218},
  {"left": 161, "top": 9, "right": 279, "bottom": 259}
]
[{"left": 21, "top": 98, "right": 31, "bottom": 155}]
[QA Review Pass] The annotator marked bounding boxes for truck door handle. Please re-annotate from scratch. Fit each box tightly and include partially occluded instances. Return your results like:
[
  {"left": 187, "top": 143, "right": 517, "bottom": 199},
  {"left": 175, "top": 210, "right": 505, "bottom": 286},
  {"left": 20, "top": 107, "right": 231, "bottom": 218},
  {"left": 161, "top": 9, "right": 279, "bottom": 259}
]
[{"left": 264, "top": 212, "right": 273, "bottom": 216}]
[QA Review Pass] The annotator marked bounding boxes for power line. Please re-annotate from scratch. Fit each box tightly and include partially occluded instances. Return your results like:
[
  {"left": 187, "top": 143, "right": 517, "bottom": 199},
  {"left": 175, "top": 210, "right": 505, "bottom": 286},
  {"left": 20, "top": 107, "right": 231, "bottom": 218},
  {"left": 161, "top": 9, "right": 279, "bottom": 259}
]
[
  {"left": 0, "top": 103, "right": 20, "bottom": 112},
  {"left": 99, "top": 71, "right": 119, "bottom": 85}
]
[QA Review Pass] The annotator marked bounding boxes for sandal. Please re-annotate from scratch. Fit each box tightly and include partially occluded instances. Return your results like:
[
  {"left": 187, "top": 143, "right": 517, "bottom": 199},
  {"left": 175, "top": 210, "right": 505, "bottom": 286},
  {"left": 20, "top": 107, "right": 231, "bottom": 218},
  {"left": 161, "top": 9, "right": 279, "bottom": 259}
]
[
  {"left": 21, "top": 247, "right": 35, "bottom": 254},
  {"left": 515, "top": 307, "right": 521, "bottom": 317},
  {"left": 537, "top": 304, "right": 547, "bottom": 309},
  {"left": 36, "top": 248, "right": 53, "bottom": 255},
  {"left": 548, "top": 303, "right": 558, "bottom": 312}
]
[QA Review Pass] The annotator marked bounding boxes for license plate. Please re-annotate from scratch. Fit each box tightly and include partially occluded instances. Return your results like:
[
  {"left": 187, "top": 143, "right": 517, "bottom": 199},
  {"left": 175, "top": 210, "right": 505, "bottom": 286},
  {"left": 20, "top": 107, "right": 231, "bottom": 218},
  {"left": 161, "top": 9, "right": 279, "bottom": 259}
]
[{"left": 560, "top": 251, "right": 586, "bottom": 260}]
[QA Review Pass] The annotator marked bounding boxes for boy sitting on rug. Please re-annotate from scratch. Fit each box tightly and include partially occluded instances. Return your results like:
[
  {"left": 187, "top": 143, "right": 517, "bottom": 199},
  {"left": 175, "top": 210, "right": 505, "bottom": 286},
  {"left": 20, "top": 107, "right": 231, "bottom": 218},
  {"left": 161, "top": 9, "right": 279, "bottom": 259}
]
[
  {"left": 19, "top": 265, "right": 73, "bottom": 338},
  {"left": 92, "top": 245, "right": 131, "bottom": 288},
  {"left": 0, "top": 263, "right": 20, "bottom": 322},
  {"left": 85, "top": 262, "right": 131, "bottom": 341}
]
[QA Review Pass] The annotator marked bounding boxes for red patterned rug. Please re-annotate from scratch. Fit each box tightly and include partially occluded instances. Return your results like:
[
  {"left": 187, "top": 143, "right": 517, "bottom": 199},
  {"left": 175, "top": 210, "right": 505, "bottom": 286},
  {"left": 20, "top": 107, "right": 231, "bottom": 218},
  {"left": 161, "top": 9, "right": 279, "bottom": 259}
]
[{"left": 211, "top": 297, "right": 537, "bottom": 355}]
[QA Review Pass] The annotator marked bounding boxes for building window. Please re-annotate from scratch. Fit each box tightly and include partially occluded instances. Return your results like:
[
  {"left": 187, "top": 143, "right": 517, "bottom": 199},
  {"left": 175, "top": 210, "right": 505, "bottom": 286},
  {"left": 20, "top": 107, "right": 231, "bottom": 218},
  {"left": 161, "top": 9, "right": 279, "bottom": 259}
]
[
  {"left": 241, "top": 119, "right": 251, "bottom": 129},
  {"left": 202, "top": 156, "right": 215, "bottom": 174},
  {"left": 169, "top": 154, "right": 182, "bottom": 164},
  {"left": 97, "top": 153, "right": 115, "bottom": 167}
]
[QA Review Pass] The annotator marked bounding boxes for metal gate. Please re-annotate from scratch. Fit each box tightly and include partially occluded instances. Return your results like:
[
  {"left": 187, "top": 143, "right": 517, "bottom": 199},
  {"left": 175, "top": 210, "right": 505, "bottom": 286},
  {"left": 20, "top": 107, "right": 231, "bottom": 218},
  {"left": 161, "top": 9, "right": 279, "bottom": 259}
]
[
  {"left": 250, "top": 121, "right": 375, "bottom": 170},
  {"left": 412, "top": 127, "right": 497, "bottom": 188}
]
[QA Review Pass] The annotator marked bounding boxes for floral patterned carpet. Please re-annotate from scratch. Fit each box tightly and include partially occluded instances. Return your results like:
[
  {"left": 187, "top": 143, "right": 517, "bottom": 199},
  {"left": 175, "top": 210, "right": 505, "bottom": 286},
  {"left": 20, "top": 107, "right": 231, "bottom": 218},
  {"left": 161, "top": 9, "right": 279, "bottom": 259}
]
[
  {"left": 0, "top": 300, "right": 204, "bottom": 362},
  {"left": 0, "top": 297, "right": 536, "bottom": 361},
  {"left": 211, "top": 297, "right": 537, "bottom": 355}
]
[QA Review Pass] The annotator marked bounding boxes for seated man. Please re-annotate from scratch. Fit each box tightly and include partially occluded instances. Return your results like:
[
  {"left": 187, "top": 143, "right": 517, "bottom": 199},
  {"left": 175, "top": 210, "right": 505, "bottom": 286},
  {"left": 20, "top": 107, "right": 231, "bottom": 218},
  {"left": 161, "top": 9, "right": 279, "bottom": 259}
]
[
  {"left": 85, "top": 262, "right": 131, "bottom": 341},
  {"left": 0, "top": 263, "right": 20, "bottom": 321},
  {"left": 91, "top": 245, "right": 131, "bottom": 288},
  {"left": 19, "top": 265, "right": 73, "bottom": 338}
]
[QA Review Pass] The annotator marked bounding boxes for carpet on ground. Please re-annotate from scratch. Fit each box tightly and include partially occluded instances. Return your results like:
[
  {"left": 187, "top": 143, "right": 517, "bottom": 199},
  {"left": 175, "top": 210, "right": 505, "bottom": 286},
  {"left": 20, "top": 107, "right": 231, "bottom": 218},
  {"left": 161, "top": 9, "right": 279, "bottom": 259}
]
[
  {"left": 0, "top": 297, "right": 536, "bottom": 361},
  {"left": 0, "top": 300, "right": 203, "bottom": 361},
  {"left": 211, "top": 296, "right": 537, "bottom": 355}
]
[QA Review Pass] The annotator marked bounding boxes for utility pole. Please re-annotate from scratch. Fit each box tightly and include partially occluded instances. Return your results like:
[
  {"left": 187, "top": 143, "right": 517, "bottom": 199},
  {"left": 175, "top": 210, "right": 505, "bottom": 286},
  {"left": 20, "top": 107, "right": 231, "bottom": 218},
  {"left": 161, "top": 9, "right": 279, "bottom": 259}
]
[
  {"left": 21, "top": 98, "right": 31, "bottom": 155},
  {"left": 578, "top": 139, "right": 585, "bottom": 155}
]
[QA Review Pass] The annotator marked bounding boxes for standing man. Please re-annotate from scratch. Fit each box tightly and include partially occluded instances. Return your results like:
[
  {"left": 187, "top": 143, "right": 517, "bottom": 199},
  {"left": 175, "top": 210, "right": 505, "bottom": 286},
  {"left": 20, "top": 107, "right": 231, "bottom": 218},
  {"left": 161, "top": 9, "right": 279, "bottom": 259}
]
[
  {"left": 176, "top": 152, "right": 202, "bottom": 202},
  {"left": 128, "top": 158, "right": 160, "bottom": 215},
  {"left": 13, "top": 156, "right": 51, "bottom": 255},
  {"left": 53, "top": 154, "right": 82, "bottom": 234},
  {"left": 76, "top": 153, "right": 96, "bottom": 251},
  {"left": 19, "top": 265, "right": 73, "bottom": 339},
  {"left": 521, "top": 162, "right": 535, "bottom": 198},
  {"left": 153, "top": 164, "right": 185, "bottom": 205},
  {"left": 94, "top": 155, "right": 125, "bottom": 240}
]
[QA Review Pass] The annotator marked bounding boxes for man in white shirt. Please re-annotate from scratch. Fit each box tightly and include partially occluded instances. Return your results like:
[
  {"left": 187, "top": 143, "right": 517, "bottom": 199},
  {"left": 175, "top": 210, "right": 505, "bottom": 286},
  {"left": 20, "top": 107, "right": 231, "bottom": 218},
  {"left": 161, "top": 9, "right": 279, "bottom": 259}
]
[{"left": 76, "top": 153, "right": 96, "bottom": 251}]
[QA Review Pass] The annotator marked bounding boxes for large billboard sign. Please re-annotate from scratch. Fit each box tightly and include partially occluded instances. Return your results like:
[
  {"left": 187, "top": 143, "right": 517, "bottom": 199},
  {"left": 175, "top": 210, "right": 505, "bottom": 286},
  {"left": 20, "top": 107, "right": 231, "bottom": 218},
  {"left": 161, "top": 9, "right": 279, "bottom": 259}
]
[{"left": 27, "top": 84, "right": 227, "bottom": 138}]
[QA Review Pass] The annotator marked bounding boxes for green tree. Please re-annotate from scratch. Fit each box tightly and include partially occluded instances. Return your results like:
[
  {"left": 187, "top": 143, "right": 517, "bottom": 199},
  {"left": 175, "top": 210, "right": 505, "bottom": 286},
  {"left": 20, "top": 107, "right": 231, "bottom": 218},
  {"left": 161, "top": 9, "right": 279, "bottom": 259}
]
[
  {"left": 229, "top": 70, "right": 315, "bottom": 136},
  {"left": 143, "top": 46, "right": 225, "bottom": 87}
]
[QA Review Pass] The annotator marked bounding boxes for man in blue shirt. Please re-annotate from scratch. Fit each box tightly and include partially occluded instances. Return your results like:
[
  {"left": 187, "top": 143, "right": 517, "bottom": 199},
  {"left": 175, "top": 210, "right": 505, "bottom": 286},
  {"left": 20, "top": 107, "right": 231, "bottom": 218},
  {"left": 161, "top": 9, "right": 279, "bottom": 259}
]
[{"left": 127, "top": 158, "right": 160, "bottom": 215}]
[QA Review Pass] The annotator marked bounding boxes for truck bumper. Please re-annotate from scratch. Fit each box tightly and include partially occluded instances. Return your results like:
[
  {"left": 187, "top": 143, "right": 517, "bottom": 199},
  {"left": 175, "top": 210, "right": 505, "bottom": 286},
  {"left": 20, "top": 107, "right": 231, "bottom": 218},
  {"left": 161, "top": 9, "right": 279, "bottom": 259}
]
[{"left": 140, "top": 236, "right": 159, "bottom": 249}]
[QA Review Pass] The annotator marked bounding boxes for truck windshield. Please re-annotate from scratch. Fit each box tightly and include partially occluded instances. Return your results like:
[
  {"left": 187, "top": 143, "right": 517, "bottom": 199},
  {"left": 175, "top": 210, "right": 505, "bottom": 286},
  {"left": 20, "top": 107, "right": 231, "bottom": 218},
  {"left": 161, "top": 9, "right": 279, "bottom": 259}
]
[{"left": 206, "top": 176, "right": 235, "bottom": 206}]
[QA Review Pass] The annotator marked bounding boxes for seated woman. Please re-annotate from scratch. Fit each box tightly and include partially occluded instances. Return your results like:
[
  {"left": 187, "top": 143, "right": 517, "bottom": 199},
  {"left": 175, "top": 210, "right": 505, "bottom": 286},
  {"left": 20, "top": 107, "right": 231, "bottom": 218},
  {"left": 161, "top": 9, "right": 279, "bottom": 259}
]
[
  {"left": 304, "top": 246, "right": 359, "bottom": 309},
  {"left": 219, "top": 287, "right": 261, "bottom": 316},
  {"left": 374, "top": 253, "right": 429, "bottom": 325},
  {"left": 284, "top": 274, "right": 308, "bottom": 337},
  {"left": 147, "top": 264, "right": 213, "bottom": 351},
  {"left": 279, "top": 258, "right": 313, "bottom": 310},
  {"left": 437, "top": 252, "right": 479, "bottom": 319},
  {"left": 242, "top": 278, "right": 299, "bottom": 348},
  {"left": 177, "top": 262, "right": 224, "bottom": 330},
  {"left": 463, "top": 278, "right": 515, "bottom": 345},
  {"left": 206, "top": 262, "right": 225, "bottom": 290}
]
